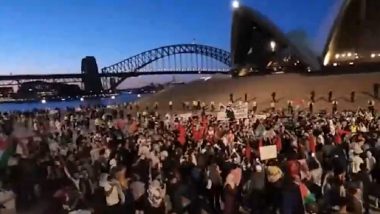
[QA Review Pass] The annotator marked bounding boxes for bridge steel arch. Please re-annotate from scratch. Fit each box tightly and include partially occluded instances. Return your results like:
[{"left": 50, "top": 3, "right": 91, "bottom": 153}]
[{"left": 100, "top": 44, "right": 231, "bottom": 89}]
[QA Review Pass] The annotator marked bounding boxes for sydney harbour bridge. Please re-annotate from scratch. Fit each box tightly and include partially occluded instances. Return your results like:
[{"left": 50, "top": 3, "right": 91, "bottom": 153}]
[{"left": 0, "top": 44, "right": 232, "bottom": 93}]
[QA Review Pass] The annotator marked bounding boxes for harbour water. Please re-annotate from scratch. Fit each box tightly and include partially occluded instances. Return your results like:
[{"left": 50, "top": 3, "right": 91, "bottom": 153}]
[{"left": 0, "top": 92, "right": 139, "bottom": 112}]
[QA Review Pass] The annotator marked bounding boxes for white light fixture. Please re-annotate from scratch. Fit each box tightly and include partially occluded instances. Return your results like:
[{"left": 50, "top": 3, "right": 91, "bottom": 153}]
[
  {"left": 201, "top": 76, "right": 212, "bottom": 81},
  {"left": 137, "top": 94, "right": 141, "bottom": 98},
  {"left": 111, "top": 95, "right": 116, "bottom": 99},
  {"left": 342, "top": 53, "right": 346, "bottom": 58},
  {"left": 80, "top": 97, "right": 84, "bottom": 101},
  {"left": 335, "top": 54, "right": 340, "bottom": 59},
  {"left": 349, "top": 62, "right": 354, "bottom": 65},
  {"left": 347, "top": 52, "right": 352, "bottom": 57},
  {"left": 371, "top": 53, "right": 376, "bottom": 58},
  {"left": 61, "top": 98, "right": 66, "bottom": 101},
  {"left": 41, "top": 99, "right": 46, "bottom": 104},
  {"left": 270, "top": 40, "right": 276, "bottom": 52},
  {"left": 333, "top": 63, "right": 338, "bottom": 66},
  {"left": 232, "top": 0, "right": 240, "bottom": 9}
]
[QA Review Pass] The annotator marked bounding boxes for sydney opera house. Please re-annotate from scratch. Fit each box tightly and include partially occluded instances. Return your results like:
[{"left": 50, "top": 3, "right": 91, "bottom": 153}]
[{"left": 231, "top": 0, "right": 380, "bottom": 75}]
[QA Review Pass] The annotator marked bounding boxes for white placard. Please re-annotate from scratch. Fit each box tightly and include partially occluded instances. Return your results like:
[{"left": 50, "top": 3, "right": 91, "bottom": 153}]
[
  {"left": 255, "top": 114, "right": 267, "bottom": 120},
  {"left": 217, "top": 111, "right": 228, "bottom": 121},
  {"left": 232, "top": 104, "right": 248, "bottom": 119},
  {"left": 259, "top": 145, "right": 277, "bottom": 160}
]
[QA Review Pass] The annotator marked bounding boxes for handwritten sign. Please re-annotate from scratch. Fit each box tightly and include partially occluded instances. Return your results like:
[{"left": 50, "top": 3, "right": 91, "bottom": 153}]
[
  {"left": 232, "top": 104, "right": 248, "bottom": 119},
  {"left": 259, "top": 145, "right": 277, "bottom": 160}
]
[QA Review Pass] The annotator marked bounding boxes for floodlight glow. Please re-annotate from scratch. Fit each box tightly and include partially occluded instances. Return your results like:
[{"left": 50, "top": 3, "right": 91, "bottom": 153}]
[
  {"left": 270, "top": 41, "right": 276, "bottom": 52},
  {"left": 232, "top": 0, "right": 240, "bottom": 9}
]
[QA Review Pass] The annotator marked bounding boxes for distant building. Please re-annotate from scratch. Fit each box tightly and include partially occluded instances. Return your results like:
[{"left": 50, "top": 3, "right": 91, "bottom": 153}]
[
  {"left": 323, "top": 0, "right": 380, "bottom": 66},
  {"left": 231, "top": 1, "right": 380, "bottom": 74},
  {"left": 0, "top": 87, "right": 14, "bottom": 98},
  {"left": 231, "top": 6, "right": 320, "bottom": 76},
  {"left": 17, "top": 81, "right": 82, "bottom": 99}
]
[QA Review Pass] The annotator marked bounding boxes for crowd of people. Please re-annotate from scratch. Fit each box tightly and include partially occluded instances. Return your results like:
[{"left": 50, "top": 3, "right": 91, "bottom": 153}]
[{"left": 0, "top": 100, "right": 379, "bottom": 214}]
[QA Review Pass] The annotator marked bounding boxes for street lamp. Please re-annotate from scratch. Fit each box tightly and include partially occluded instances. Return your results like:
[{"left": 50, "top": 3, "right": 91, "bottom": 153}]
[{"left": 232, "top": 0, "right": 240, "bottom": 9}]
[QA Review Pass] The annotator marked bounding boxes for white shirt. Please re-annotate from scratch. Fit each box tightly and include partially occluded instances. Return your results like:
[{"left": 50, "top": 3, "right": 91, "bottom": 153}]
[
  {"left": 104, "top": 183, "right": 120, "bottom": 206},
  {"left": 310, "top": 167, "right": 323, "bottom": 186},
  {"left": 366, "top": 156, "right": 376, "bottom": 172},
  {"left": 352, "top": 155, "right": 364, "bottom": 173}
]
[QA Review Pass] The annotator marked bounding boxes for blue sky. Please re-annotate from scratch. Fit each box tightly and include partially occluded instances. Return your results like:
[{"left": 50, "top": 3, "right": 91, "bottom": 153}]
[{"left": 0, "top": 0, "right": 339, "bottom": 75}]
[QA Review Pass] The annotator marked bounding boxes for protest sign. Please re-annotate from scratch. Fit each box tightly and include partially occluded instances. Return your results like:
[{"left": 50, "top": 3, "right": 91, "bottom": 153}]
[
  {"left": 217, "top": 111, "right": 228, "bottom": 121},
  {"left": 232, "top": 103, "right": 248, "bottom": 119},
  {"left": 259, "top": 145, "right": 277, "bottom": 160},
  {"left": 255, "top": 114, "right": 267, "bottom": 120}
]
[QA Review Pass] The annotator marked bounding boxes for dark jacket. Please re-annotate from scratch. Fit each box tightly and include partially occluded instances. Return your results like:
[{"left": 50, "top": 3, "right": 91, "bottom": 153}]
[{"left": 281, "top": 182, "right": 305, "bottom": 214}]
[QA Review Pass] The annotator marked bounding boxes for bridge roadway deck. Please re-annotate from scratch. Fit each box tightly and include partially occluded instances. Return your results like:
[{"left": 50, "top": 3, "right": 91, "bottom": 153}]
[{"left": 0, "top": 70, "right": 230, "bottom": 81}]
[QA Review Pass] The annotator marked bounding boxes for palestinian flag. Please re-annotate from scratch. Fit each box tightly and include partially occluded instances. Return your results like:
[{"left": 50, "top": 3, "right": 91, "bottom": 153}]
[
  {"left": 0, "top": 136, "right": 16, "bottom": 169},
  {"left": 299, "top": 182, "right": 316, "bottom": 205}
]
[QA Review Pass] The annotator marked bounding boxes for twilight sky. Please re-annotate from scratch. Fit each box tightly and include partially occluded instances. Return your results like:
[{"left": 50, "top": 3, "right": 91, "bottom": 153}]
[{"left": 0, "top": 0, "right": 340, "bottom": 76}]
